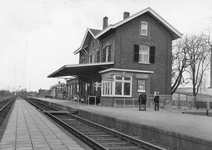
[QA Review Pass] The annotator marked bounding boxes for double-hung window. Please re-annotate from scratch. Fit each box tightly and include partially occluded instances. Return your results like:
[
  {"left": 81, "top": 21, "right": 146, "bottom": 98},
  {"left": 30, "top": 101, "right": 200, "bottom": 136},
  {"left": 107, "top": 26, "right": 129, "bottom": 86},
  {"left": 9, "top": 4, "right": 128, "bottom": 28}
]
[
  {"left": 139, "top": 45, "right": 149, "bottom": 63},
  {"left": 141, "top": 21, "right": 148, "bottom": 36},
  {"left": 102, "top": 45, "right": 111, "bottom": 62},
  {"left": 134, "top": 44, "right": 155, "bottom": 64},
  {"left": 89, "top": 52, "right": 95, "bottom": 63}
]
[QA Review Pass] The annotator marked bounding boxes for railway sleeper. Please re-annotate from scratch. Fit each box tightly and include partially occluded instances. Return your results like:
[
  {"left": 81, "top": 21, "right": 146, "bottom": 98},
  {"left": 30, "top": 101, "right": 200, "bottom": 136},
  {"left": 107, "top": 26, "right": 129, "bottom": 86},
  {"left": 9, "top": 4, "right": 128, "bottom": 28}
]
[
  {"left": 108, "top": 147, "right": 139, "bottom": 150},
  {"left": 76, "top": 129, "right": 101, "bottom": 132},
  {"left": 102, "top": 143, "right": 137, "bottom": 148}
]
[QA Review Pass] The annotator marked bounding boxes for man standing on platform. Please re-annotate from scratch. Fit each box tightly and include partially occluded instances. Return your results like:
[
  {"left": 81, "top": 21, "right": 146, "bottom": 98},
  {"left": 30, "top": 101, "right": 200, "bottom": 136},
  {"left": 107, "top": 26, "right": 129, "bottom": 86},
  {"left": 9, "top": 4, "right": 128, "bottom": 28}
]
[{"left": 154, "top": 92, "right": 160, "bottom": 111}]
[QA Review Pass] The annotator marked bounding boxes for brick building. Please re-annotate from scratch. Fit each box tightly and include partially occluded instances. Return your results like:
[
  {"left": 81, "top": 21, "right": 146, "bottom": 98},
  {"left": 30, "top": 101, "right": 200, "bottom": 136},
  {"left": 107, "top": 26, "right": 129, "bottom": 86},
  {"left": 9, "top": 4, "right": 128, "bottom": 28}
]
[{"left": 48, "top": 7, "right": 182, "bottom": 106}]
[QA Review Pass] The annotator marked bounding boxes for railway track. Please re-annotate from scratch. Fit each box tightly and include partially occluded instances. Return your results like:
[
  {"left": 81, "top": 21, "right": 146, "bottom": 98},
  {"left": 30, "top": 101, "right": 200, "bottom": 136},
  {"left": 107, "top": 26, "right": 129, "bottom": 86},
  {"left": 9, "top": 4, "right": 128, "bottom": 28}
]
[
  {"left": 0, "top": 96, "right": 16, "bottom": 126},
  {"left": 25, "top": 98, "right": 166, "bottom": 150}
]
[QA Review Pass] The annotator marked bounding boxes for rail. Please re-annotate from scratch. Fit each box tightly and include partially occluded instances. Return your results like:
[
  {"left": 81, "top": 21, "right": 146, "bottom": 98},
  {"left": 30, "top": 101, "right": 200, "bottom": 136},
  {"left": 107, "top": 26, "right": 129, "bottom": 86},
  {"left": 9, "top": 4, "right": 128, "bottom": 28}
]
[{"left": 26, "top": 98, "right": 166, "bottom": 150}]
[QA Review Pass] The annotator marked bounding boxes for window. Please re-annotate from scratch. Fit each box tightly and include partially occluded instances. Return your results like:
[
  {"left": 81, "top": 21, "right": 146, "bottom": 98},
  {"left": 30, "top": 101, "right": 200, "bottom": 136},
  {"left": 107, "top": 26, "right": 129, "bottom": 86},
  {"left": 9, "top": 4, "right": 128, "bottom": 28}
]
[
  {"left": 101, "top": 75, "right": 132, "bottom": 97},
  {"left": 141, "top": 21, "right": 148, "bottom": 36},
  {"left": 139, "top": 45, "right": 149, "bottom": 63},
  {"left": 102, "top": 81, "right": 113, "bottom": 96},
  {"left": 102, "top": 45, "right": 111, "bottom": 62},
  {"left": 89, "top": 52, "right": 95, "bottom": 63},
  {"left": 134, "top": 45, "right": 155, "bottom": 64},
  {"left": 89, "top": 54, "right": 92, "bottom": 63},
  {"left": 81, "top": 57, "right": 85, "bottom": 64},
  {"left": 96, "top": 49, "right": 100, "bottom": 62},
  {"left": 115, "top": 76, "right": 131, "bottom": 96}
]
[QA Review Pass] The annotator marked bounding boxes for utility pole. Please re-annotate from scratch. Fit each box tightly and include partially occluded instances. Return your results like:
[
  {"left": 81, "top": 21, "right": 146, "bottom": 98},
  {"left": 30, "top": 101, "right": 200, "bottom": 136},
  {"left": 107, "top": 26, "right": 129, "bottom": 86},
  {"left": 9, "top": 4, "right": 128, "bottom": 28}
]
[{"left": 210, "top": 47, "right": 212, "bottom": 88}]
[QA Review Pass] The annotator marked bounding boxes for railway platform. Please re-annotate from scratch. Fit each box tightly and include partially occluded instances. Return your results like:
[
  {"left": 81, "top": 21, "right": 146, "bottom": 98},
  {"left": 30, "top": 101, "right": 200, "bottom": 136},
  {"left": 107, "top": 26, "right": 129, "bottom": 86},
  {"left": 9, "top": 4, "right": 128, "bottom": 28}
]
[
  {"left": 36, "top": 97, "right": 212, "bottom": 150},
  {"left": 0, "top": 97, "right": 85, "bottom": 150}
]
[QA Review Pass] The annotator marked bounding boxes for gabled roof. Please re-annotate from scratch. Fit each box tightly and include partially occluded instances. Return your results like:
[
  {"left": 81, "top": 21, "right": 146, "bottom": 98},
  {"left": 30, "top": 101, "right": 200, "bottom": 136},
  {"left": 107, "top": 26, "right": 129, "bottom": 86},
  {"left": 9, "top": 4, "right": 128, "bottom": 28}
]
[
  {"left": 74, "top": 28, "right": 101, "bottom": 54},
  {"left": 89, "top": 28, "right": 101, "bottom": 36},
  {"left": 95, "top": 7, "right": 182, "bottom": 40},
  {"left": 74, "top": 7, "right": 182, "bottom": 55}
]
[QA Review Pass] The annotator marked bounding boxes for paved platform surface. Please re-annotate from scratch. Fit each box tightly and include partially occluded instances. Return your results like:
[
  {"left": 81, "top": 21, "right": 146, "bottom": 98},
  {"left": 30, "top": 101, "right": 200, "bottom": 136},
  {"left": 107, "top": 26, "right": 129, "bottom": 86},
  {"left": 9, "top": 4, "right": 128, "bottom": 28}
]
[
  {"left": 38, "top": 98, "right": 212, "bottom": 143},
  {"left": 0, "top": 97, "right": 84, "bottom": 150}
]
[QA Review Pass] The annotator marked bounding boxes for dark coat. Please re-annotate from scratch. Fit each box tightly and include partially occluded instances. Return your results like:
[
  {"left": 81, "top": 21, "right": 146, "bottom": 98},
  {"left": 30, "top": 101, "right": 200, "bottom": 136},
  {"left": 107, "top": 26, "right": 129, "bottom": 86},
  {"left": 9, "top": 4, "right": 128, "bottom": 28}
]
[
  {"left": 138, "top": 94, "right": 147, "bottom": 105},
  {"left": 154, "top": 95, "right": 159, "bottom": 103}
]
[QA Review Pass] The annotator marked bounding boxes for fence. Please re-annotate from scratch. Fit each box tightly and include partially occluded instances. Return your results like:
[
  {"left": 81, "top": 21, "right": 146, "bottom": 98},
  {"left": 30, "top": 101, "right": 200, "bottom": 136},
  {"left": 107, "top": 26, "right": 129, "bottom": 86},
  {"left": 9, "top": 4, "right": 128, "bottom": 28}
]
[
  {"left": 66, "top": 94, "right": 212, "bottom": 110},
  {"left": 114, "top": 94, "right": 212, "bottom": 110}
]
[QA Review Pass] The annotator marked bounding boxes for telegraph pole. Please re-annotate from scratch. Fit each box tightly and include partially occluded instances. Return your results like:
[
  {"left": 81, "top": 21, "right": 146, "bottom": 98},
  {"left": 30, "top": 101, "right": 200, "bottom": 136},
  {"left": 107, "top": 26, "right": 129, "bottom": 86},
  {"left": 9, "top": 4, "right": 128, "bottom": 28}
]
[{"left": 210, "top": 47, "right": 212, "bottom": 88}]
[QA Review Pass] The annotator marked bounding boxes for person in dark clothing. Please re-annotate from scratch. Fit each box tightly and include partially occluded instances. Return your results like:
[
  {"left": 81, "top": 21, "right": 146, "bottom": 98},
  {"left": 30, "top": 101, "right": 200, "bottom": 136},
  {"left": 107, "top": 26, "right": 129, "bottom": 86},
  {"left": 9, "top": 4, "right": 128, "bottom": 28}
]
[
  {"left": 138, "top": 92, "right": 147, "bottom": 111},
  {"left": 154, "top": 92, "right": 159, "bottom": 111}
]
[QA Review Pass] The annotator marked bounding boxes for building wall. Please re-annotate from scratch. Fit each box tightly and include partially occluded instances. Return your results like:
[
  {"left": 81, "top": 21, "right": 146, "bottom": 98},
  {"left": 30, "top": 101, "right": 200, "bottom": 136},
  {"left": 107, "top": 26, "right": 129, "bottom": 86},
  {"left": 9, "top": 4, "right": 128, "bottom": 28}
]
[
  {"left": 38, "top": 89, "right": 50, "bottom": 97},
  {"left": 79, "top": 38, "right": 100, "bottom": 64},
  {"left": 101, "top": 34, "right": 115, "bottom": 62},
  {"left": 113, "top": 13, "right": 172, "bottom": 95},
  {"left": 100, "top": 70, "right": 151, "bottom": 106}
]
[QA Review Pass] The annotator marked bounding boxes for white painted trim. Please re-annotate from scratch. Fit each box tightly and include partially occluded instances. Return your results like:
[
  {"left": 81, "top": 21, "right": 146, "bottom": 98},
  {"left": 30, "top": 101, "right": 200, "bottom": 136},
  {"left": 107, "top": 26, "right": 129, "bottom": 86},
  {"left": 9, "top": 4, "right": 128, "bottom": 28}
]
[
  {"left": 65, "top": 62, "right": 114, "bottom": 68},
  {"left": 101, "top": 75, "right": 132, "bottom": 97},
  {"left": 48, "top": 62, "right": 114, "bottom": 78},
  {"left": 99, "top": 68, "right": 154, "bottom": 74},
  {"left": 95, "top": 7, "right": 182, "bottom": 39},
  {"left": 73, "top": 28, "right": 98, "bottom": 55}
]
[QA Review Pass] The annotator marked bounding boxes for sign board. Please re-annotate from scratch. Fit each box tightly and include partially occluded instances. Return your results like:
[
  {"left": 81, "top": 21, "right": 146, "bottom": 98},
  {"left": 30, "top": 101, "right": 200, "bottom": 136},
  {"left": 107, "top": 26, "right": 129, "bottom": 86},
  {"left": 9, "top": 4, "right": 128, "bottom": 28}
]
[
  {"left": 134, "top": 74, "right": 149, "bottom": 79},
  {"left": 102, "top": 76, "right": 114, "bottom": 81},
  {"left": 94, "top": 82, "right": 101, "bottom": 91},
  {"left": 137, "top": 80, "right": 146, "bottom": 93}
]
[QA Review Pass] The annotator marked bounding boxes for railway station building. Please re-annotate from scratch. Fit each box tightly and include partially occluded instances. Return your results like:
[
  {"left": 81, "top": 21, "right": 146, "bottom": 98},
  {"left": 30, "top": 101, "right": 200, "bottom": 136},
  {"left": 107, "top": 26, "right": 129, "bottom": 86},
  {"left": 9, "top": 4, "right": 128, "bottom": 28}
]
[{"left": 48, "top": 7, "right": 182, "bottom": 106}]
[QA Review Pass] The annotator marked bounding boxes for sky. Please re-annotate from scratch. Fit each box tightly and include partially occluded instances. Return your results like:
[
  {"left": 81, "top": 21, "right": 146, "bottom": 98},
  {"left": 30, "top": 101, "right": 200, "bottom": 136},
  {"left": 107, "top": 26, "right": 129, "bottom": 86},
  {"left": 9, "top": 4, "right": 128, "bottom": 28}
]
[{"left": 0, "top": 0, "right": 212, "bottom": 92}]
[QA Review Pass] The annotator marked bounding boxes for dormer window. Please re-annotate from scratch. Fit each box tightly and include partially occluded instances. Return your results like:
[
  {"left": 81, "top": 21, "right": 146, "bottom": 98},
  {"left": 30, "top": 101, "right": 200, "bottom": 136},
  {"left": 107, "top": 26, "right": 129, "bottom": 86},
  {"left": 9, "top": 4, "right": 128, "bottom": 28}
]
[{"left": 141, "top": 21, "right": 148, "bottom": 36}]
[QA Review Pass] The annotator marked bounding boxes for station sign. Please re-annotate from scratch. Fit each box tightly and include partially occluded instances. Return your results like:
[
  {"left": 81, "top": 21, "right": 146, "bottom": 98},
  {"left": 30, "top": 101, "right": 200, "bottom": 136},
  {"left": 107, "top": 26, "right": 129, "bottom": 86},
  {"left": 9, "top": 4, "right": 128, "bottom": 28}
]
[{"left": 134, "top": 73, "right": 149, "bottom": 79}]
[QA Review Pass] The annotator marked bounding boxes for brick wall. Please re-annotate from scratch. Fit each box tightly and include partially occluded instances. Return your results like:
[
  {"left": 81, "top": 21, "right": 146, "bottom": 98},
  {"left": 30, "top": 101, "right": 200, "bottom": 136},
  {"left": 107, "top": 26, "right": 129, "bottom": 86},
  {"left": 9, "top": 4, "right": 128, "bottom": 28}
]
[{"left": 113, "top": 13, "right": 172, "bottom": 95}]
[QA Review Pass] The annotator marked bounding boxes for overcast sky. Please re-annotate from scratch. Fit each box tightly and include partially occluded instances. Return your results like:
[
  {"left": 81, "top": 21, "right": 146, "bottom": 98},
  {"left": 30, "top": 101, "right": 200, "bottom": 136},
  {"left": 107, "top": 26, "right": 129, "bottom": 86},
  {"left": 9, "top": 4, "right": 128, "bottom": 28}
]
[{"left": 0, "top": 0, "right": 212, "bottom": 92}]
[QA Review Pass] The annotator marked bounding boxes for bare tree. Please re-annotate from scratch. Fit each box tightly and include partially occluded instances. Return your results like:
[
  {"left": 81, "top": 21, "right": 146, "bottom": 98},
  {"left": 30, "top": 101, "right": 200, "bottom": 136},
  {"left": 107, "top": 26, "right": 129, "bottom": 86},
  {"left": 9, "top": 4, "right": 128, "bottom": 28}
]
[
  {"left": 206, "top": 29, "right": 212, "bottom": 88},
  {"left": 171, "top": 39, "right": 190, "bottom": 94},
  {"left": 185, "top": 34, "right": 211, "bottom": 96}
]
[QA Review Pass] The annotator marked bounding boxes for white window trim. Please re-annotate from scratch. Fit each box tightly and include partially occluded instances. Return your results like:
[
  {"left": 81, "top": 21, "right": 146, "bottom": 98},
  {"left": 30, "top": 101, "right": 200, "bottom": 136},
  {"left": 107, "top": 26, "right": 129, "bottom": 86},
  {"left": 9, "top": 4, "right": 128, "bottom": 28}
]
[
  {"left": 141, "top": 21, "right": 148, "bottom": 36},
  {"left": 89, "top": 52, "right": 95, "bottom": 63},
  {"left": 105, "top": 46, "right": 109, "bottom": 62},
  {"left": 114, "top": 75, "right": 132, "bottom": 97},
  {"left": 139, "top": 45, "right": 149, "bottom": 63},
  {"left": 101, "top": 75, "right": 132, "bottom": 97},
  {"left": 101, "top": 81, "right": 113, "bottom": 96}
]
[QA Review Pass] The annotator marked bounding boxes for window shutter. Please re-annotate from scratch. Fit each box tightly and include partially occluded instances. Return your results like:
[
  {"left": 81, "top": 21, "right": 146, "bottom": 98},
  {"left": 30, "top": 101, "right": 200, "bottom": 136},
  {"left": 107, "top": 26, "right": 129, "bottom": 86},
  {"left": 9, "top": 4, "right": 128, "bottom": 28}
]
[
  {"left": 134, "top": 44, "right": 139, "bottom": 62},
  {"left": 108, "top": 45, "right": 111, "bottom": 62},
  {"left": 149, "top": 46, "right": 155, "bottom": 64}
]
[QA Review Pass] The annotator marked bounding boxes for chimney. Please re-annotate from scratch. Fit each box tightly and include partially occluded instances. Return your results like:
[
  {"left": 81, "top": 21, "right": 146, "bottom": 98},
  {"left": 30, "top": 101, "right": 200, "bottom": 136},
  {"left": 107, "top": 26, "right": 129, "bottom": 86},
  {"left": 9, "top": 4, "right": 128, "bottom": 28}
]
[
  {"left": 103, "top": 16, "right": 108, "bottom": 29},
  {"left": 123, "top": 12, "right": 130, "bottom": 19}
]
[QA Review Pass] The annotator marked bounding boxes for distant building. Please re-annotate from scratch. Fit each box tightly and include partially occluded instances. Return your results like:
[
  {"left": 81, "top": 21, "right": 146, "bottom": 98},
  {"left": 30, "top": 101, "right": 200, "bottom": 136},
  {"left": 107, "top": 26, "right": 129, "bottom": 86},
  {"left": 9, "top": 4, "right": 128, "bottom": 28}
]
[
  {"left": 48, "top": 7, "right": 182, "bottom": 106},
  {"left": 176, "top": 87, "right": 212, "bottom": 96},
  {"left": 49, "top": 82, "right": 66, "bottom": 99},
  {"left": 38, "top": 89, "right": 50, "bottom": 98}
]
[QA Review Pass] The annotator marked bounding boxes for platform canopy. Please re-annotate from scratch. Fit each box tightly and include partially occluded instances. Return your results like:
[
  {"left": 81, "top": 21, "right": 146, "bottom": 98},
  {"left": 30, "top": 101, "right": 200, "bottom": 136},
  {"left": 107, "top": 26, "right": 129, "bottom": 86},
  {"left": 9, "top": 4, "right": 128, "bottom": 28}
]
[{"left": 48, "top": 62, "right": 114, "bottom": 78}]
